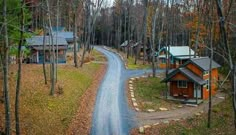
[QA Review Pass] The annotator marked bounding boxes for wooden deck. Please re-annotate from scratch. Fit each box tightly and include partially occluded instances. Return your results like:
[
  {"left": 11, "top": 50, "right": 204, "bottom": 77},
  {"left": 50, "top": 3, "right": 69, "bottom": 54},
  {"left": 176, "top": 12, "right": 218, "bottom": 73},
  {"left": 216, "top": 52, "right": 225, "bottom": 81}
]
[{"left": 167, "top": 96, "right": 203, "bottom": 104}]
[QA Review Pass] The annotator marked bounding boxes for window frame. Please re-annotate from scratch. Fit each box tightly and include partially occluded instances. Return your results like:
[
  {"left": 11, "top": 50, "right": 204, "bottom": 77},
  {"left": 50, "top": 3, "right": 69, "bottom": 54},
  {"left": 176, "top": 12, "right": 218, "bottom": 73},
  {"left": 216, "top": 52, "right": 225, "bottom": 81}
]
[
  {"left": 161, "top": 58, "right": 166, "bottom": 64},
  {"left": 177, "top": 80, "right": 188, "bottom": 88},
  {"left": 203, "top": 70, "right": 209, "bottom": 76},
  {"left": 204, "top": 79, "right": 209, "bottom": 91}
]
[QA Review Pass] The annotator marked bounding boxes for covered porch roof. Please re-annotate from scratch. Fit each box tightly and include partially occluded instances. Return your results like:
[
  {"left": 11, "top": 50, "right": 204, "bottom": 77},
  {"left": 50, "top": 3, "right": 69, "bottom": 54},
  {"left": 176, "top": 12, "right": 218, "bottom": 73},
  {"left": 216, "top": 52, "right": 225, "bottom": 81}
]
[
  {"left": 162, "top": 67, "right": 206, "bottom": 85},
  {"left": 31, "top": 45, "right": 67, "bottom": 51}
]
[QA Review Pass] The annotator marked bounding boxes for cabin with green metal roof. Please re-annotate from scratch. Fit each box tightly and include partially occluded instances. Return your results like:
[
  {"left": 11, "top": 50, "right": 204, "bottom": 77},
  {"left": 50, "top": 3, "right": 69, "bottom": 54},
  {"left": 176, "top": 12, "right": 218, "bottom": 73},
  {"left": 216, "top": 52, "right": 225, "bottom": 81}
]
[{"left": 157, "top": 46, "right": 195, "bottom": 69}]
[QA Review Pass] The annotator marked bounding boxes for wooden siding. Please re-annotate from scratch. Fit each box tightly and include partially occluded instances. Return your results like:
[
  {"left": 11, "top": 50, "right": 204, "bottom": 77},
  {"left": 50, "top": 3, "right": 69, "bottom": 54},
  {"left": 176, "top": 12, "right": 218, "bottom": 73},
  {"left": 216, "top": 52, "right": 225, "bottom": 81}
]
[
  {"left": 167, "top": 60, "right": 220, "bottom": 100},
  {"left": 202, "top": 68, "right": 218, "bottom": 99},
  {"left": 159, "top": 63, "right": 166, "bottom": 69},
  {"left": 186, "top": 63, "right": 202, "bottom": 76},
  {"left": 170, "top": 81, "right": 194, "bottom": 99},
  {"left": 171, "top": 72, "right": 188, "bottom": 81}
]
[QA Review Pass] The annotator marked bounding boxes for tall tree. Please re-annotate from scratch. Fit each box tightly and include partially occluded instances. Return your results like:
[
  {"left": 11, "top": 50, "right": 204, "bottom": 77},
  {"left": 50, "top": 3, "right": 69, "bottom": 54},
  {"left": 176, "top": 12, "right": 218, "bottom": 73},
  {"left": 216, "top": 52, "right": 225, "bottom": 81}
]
[
  {"left": 150, "top": 0, "right": 159, "bottom": 77},
  {"left": 141, "top": 0, "right": 148, "bottom": 64},
  {"left": 72, "top": 0, "right": 80, "bottom": 68},
  {"left": 42, "top": 3, "right": 47, "bottom": 85},
  {"left": 215, "top": 0, "right": 236, "bottom": 128},
  {"left": 80, "top": 0, "right": 104, "bottom": 67},
  {"left": 15, "top": 0, "right": 25, "bottom": 134},
  {"left": 46, "top": 0, "right": 56, "bottom": 96},
  {"left": 2, "top": 0, "right": 11, "bottom": 134}
]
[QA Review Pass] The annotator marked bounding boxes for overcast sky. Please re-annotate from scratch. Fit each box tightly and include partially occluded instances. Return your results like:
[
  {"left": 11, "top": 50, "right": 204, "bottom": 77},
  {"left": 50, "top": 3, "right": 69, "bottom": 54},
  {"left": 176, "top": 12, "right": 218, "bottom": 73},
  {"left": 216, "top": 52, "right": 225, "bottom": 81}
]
[{"left": 104, "top": 0, "right": 114, "bottom": 7}]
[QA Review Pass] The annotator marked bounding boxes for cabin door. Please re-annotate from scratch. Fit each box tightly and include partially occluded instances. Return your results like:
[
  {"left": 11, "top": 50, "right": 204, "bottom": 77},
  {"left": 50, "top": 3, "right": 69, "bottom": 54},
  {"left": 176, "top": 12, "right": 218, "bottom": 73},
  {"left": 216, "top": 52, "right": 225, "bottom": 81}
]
[{"left": 194, "top": 84, "right": 201, "bottom": 98}]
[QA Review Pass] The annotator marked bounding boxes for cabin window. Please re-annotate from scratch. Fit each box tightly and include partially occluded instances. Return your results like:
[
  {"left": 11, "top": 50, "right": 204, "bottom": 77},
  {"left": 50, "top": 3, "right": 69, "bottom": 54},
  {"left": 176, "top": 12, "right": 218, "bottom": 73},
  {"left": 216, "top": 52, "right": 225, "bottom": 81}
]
[
  {"left": 203, "top": 71, "right": 209, "bottom": 76},
  {"left": 161, "top": 58, "right": 166, "bottom": 64},
  {"left": 204, "top": 79, "right": 209, "bottom": 91},
  {"left": 176, "top": 60, "right": 179, "bottom": 65},
  {"left": 177, "top": 81, "right": 188, "bottom": 88}
]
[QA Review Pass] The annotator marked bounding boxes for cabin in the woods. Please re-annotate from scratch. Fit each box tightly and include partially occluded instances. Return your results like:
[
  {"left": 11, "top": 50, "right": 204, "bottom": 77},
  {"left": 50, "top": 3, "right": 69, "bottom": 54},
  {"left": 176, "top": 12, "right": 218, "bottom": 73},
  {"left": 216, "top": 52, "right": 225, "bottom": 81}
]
[
  {"left": 157, "top": 46, "right": 195, "bottom": 69},
  {"left": 120, "top": 40, "right": 135, "bottom": 48},
  {"left": 26, "top": 36, "right": 68, "bottom": 64},
  {"left": 162, "top": 57, "right": 221, "bottom": 104},
  {"left": 52, "top": 32, "right": 75, "bottom": 51}
]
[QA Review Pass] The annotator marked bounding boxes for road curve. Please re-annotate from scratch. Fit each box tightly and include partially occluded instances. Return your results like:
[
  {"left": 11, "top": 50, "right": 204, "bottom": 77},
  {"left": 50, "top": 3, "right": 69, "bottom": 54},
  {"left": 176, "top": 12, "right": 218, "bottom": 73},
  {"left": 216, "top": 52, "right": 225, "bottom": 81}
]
[
  {"left": 91, "top": 47, "right": 133, "bottom": 135},
  {"left": 91, "top": 46, "right": 158, "bottom": 135}
]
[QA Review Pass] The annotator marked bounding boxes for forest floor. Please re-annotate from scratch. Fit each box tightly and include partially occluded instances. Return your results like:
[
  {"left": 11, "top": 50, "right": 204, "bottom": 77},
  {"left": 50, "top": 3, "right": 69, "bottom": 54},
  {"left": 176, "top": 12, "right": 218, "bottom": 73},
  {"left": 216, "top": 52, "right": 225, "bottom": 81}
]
[
  {"left": 129, "top": 77, "right": 236, "bottom": 135},
  {"left": 0, "top": 49, "right": 107, "bottom": 135}
]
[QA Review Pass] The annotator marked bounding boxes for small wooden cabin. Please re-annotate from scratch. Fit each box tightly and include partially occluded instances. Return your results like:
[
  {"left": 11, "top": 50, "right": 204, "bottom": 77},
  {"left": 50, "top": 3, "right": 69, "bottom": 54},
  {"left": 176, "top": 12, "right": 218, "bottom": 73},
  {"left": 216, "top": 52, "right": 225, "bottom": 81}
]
[
  {"left": 26, "top": 36, "right": 68, "bottom": 64},
  {"left": 162, "top": 57, "right": 221, "bottom": 101},
  {"left": 52, "top": 32, "right": 76, "bottom": 51},
  {"left": 158, "top": 46, "right": 195, "bottom": 69}
]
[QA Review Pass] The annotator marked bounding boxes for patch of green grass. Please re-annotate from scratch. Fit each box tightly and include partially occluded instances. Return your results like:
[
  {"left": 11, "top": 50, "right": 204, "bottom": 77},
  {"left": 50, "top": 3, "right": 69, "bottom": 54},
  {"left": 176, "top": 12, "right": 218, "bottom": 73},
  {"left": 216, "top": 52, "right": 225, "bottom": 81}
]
[
  {"left": 134, "top": 77, "right": 179, "bottom": 111},
  {"left": 19, "top": 63, "right": 101, "bottom": 135},
  {"left": 158, "top": 98, "right": 236, "bottom": 135},
  {"left": 1, "top": 50, "right": 106, "bottom": 135},
  {"left": 127, "top": 57, "right": 151, "bottom": 69},
  {"left": 91, "top": 50, "right": 107, "bottom": 62}
]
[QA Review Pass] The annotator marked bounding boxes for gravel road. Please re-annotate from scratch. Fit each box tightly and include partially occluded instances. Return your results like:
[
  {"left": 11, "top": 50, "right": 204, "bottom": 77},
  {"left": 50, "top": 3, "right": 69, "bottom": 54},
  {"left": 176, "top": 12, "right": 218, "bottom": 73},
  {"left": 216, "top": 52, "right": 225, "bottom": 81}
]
[{"left": 91, "top": 47, "right": 156, "bottom": 135}]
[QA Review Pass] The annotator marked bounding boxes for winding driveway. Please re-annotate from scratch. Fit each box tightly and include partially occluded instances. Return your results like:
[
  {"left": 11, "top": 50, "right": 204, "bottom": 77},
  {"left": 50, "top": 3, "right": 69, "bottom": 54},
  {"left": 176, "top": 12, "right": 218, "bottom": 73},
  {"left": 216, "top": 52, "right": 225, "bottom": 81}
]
[
  {"left": 91, "top": 46, "right": 157, "bottom": 135},
  {"left": 90, "top": 46, "right": 227, "bottom": 135}
]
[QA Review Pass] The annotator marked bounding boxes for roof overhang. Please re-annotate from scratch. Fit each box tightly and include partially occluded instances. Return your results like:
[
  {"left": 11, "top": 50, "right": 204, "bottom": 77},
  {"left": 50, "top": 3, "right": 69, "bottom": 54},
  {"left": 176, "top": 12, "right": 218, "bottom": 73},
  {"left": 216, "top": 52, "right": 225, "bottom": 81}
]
[{"left": 162, "top": 67, "right": 206, "bottom": 85}]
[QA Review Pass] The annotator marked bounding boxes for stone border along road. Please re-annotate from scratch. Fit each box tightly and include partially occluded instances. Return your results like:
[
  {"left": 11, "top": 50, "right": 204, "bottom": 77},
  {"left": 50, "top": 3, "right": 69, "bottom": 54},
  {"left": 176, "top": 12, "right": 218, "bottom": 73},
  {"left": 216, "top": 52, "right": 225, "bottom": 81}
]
[
  {"left": 101, "top": 46, "right": 226, "bottom": 134},
  {"left": 90, "top": 46, "right": 163, "bottom": 135}
]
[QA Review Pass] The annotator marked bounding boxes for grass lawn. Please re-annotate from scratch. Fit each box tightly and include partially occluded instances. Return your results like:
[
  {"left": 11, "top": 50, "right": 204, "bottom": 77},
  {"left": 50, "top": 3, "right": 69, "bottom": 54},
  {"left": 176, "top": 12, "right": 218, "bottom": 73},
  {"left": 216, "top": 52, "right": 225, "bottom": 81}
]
[
  {"left": 107, "top": 47, "right": 151, "bottom": 69},
  {"left": 91, "top": 49, "right": 107, "bottom": 62},
  {"left": 0, "top": 50, "right": 105, "bottom": 134},
  {"left": 127, "top": 57, "right": 151, "bottom": 69},
  {"left": 147, "top": 98, "right": 236, "bottom": 135},
  {"left": 134, "top": 77, "right": 180, "bottom": 111}
]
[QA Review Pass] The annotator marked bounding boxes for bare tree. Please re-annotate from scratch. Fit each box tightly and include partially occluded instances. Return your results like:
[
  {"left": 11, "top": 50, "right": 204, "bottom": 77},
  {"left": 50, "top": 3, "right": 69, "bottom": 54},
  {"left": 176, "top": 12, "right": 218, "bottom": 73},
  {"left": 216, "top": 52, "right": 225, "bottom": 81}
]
[
  {"left": 194, "top": 0, "right": 200, "bottom": 58},
  {"left": 46, "top": 0, "right": 56, "bottom": 95},
  {"left": 72, "top": 0, "right": 81, "bottom": 68},
  {"left": 42, "top": 8, "right": 47, "bottom": 85},
  {"left": 14, "top": 1, "right": 25, "bottom": 134},
  {"left": 80, "top": 0, "right": 104, "bottom": 67},
  {"left": 2, "top": 0, "right": 11, "bottom": 134},
  {"left": 215, "top": 0, "right": 236, "bottom": 128},
  {"left": 141, "top": 0, "right": 148, "bottom": 64},
  {"left": 150, "top": 0, "right": 159, "bottom": 77},
  {"left": 56, "top": 0, "right": 60, "bottom": 79}
]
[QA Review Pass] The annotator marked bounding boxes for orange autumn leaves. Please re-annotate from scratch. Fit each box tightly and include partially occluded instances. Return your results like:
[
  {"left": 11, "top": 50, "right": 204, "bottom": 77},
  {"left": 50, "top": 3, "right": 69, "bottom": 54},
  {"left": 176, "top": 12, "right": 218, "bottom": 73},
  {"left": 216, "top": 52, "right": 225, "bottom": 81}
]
[{"left": 185, "top": 14, "right": 207, "bottom": 48}]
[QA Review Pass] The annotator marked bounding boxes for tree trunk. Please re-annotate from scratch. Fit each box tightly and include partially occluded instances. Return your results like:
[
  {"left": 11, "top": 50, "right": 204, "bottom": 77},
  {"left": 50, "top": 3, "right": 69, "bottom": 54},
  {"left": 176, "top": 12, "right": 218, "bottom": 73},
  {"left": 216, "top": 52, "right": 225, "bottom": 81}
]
[
  {"left": 43, "top": 17, "right": 47, "bottom": 85},
  {"left": 56, "top": 0, "right": 59, "bottom": 81},
  {"left": 151, "top": 2, "right": 159, "bottom": 77},
  {"left": 141, "top": 0, "right": 148, "bottom": 65},
  {"left": 73, "top": 12, "right": 78, "bottom": 68},
  {"left": 165, "top": 0, "right": 170, "bottom": 99},
  {"left": 46, "top": 0, "right": 55, "bottom": 96},
  {"left": 80, "top": 1, "right": 91, "bottom": 67},
  {"left": 118, "top": 1, "right": 123, "bottom": 52},
  {"left": 233, "top": 64, "right": 236, "bottom": 129},
  {"left": 215, "top": 0, "right": 236, "bottom": 128},
  {"left": 80, "top": 0, "right": 104, "bottom": 67},
  {"left": 208, "top": 19, "right": 214, "bottom": 128},
  {"left": 2, "top": 0, "right": 11, "bottom": 134},
  {"left": 194, "top": 0, "right": 200, "bottom": 58},
  {"left": 15, "top": 1, "right": 25, "bottom": 134}
]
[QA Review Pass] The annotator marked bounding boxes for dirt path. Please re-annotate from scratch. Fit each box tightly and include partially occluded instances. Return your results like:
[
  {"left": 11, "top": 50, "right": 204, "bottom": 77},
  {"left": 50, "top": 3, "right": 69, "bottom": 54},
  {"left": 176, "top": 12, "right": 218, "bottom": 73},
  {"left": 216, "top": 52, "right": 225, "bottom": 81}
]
[
  {"left": 66, "top": 64, "right": 107, "bottom": 135},
  {"left": 135, "top": 92, "right": 226, "bottom": 126}
]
